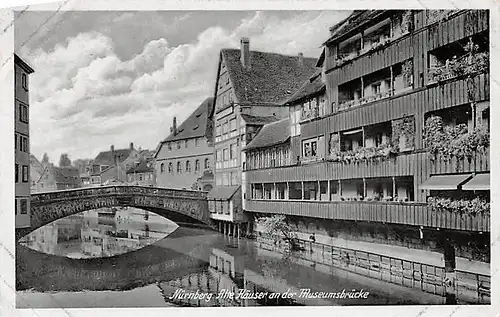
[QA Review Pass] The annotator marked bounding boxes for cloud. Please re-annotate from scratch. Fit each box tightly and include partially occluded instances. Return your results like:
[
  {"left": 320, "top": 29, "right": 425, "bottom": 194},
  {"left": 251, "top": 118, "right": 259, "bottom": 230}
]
[{"left": 23, "top": 11, "right": 349, "bottom": 162}]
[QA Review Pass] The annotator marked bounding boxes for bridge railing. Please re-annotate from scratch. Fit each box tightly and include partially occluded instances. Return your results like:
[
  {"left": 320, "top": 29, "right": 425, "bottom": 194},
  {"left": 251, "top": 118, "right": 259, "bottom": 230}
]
[{"left": 31, "top": 185, "right": 208, "bottom": 203}]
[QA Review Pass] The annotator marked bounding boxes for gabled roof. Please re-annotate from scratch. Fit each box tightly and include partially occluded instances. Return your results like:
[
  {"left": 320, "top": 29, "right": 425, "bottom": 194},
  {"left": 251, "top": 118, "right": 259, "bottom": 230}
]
[
  {"left": 94, "top": 148, "right": 134, "bottom": 166},
  {"left": 244, "top": 118, "right": 290, "bottom": 151},
  {"left": 240, "top": 113, "right": 280, "bottom": 126},
  {"left": 126, "top": 160, "right": 154, "bottom": 174},
  {"left": 285, "top": 72, "right": 326, "bottom": 105},
  {"left": 207, "top": 185, "right": 241, "bottom": 200},
  {"left": 162, "top": 97, "right": 214, "bottom": 143},
  {"left": 220, "top": 49, "right": 318, "bottom": 107}
]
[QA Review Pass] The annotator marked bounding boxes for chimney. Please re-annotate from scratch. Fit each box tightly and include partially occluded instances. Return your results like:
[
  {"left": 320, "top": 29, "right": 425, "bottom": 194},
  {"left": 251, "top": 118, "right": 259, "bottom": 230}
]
[
  {"left": 298, "top": 52, "right": 304, "bottom": 66},
  {"left": 170, "top": 117, "right": 178, "bottom": 135},
  {"left": 240, "top": 37, "right": 250, "bottom": 69},
  {"left": 130, "top": 142, "right": 134, "bottom": 150},
  {"left": 110, "top": 145, "right": 115, "bottom": 152}
]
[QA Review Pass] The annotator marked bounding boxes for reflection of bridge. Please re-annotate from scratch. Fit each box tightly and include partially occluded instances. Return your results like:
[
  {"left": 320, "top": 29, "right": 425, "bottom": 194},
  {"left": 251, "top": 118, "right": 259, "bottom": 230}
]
[
  {"left": 16, "top": 227, "right": 219, "bottom": 293},
  {"left": 17, "top": 186, "right": 210, "bottom": 239}
]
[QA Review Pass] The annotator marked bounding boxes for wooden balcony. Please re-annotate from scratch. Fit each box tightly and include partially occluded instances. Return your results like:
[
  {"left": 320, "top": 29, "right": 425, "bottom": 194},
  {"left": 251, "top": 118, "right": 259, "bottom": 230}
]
[
  {"left": 245, "top": 199, "right": 490, "bottom": 232},
  {"left": 246, "top": 151, "right": 427, "bottom": 183},
  {"left": 430, "top": 148, "right": 489, "bottom": 174}
]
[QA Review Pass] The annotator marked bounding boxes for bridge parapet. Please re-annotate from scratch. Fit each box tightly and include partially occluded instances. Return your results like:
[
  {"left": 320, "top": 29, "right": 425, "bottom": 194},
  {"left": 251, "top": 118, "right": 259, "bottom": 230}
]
[{"left": 32, "top": 185, "right": 208, "bottom": 203}]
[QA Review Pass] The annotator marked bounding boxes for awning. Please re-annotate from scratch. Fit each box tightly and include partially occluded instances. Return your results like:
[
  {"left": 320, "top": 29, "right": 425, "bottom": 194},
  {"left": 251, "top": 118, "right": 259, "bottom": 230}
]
[
  {"left": 462, "top": 173, "right": 490, "bottom": 191},
  {"left": 207, "top": 185, "right": 240, "bottom": 200},
  {"left": 420, "top": 174, "right": 472, "bottom": 190}
]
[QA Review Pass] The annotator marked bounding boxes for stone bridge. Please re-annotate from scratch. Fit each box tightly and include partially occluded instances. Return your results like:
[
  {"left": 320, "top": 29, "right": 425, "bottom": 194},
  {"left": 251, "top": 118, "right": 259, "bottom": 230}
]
[{"left": 17, "top": 185, "right": 210, "bottom": 238}]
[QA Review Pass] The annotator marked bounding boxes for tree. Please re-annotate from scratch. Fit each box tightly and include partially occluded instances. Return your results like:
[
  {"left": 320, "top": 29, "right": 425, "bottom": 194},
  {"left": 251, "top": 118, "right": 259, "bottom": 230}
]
[
  {"left": 41, "top": 153, "right": 50, "bottom": 165},
  {"left": 257, "top": 215, "right": 302, "bottom": 251},
  {"left": 59, "top": 153, "right": 72, "bottom": 167}
]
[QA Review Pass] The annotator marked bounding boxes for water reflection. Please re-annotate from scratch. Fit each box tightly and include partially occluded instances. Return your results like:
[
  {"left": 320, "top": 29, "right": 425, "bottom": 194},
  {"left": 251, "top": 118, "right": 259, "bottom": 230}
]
[
  {"left": 17, "top": 226, "right": 446, "bottom": 308},
  {"left": 19, "top": 207, "right": 178, "bottom": 259}
]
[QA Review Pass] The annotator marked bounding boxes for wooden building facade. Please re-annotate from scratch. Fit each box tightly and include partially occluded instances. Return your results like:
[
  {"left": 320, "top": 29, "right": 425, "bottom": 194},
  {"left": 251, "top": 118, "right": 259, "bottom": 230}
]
[{"left": 244, "top": 10, "right": 490, "bottom": 233}]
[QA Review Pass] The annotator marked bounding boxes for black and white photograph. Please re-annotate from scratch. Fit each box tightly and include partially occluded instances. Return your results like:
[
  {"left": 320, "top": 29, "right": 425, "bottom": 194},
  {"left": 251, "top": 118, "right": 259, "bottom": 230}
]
[{"left": 0, "top": 2, "right": 496, "bottom": 314}]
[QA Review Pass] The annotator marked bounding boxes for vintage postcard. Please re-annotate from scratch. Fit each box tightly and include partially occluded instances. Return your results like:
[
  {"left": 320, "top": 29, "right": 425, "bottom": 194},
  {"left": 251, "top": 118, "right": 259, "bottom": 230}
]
[{"left": 0, "top": 1, "right": 498, "bottom": 316}]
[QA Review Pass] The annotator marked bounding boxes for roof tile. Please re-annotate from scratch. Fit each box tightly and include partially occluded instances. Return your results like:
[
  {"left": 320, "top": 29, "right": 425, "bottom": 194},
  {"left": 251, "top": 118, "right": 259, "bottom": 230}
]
[{"left": 244, "top": 118, "right": 290, "bottom": 151}]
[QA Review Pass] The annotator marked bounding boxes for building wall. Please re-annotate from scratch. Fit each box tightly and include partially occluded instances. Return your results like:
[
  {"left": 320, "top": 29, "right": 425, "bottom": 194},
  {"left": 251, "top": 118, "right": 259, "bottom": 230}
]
[
  {"left": 127, "top": 171, "right": 156, "bottom": 186},
  {"left": 155, "top": 136, "right": 213, "bottom": 190},
  {"left": 15, "top": 62, "right": 31, "bottom": 228}
]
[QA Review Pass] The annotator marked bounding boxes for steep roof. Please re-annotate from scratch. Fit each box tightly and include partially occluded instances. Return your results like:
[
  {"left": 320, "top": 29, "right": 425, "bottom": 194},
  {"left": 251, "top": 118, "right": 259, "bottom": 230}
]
[
  {"left": 207, "top": 185, "right": 241, "bottom": 200},
  {"left": 324, "top": 10, "right": 390, "bottom": 45},
  {"left": 53, "top": 166, "right": 80, "bottom": 186},
  {"left": 126, "top": 160, "right": 154, "bottom": 174},
  {"left": 244, "top": 118, "right": 290, "bottom": 151},
  {"left": 220, "top": 49, "right": 318, "bottom": 107},
  {"left": 162, "top": 97, "right": 214, "bottom": 143},
  {"left": 285, "top": 72, "right": 326, "bottom": 105},
  {"left": 94, "top": 148, "right": 134, "bottom": 166},
  {"left": 240, "top": 113, "right": 280, "bottom": 126}
]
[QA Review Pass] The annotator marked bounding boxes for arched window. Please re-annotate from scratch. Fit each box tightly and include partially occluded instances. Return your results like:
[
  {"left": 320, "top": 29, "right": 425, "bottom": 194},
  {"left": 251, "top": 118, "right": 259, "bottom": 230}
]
[
  {"left": 195, "top": 159, "right": 200, "bottom": 172},
  {"left": 204, "top": 158, "right": 210, "bottom": 169},
  {"left": 168, "top": 162, "right": 173, "bottom": 173},
  {"left": 160, "top": 163, "right": 165, "bottom": 173},
  {"left": 186, "top": 160, "right": 191, "bottom": 172},
  {"left": 177, "top": 162, "right": 182, "bottom": 173}
]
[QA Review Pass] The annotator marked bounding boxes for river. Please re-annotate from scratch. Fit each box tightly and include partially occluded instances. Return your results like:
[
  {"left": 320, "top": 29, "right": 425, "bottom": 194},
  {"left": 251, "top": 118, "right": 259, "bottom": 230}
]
[{"left": 16, "top": 207, "right": 445, "bottom": 308}]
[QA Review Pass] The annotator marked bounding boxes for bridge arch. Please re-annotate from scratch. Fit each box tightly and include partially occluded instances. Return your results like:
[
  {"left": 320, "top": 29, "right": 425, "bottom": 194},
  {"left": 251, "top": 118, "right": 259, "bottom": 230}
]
[{"left": 19, "top": 185, "right": 210, "bottom": 238}]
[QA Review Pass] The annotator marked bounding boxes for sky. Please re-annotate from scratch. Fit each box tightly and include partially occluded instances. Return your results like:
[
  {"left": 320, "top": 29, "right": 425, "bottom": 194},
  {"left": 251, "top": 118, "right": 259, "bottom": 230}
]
[{"left": 15, "top": 10, "right": 351, "bottom": 162}]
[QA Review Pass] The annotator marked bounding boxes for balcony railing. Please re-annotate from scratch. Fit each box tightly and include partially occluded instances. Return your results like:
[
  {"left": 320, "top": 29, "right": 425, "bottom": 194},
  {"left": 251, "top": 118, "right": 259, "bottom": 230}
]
[
  {"left": 337, "top": 90, "right": 394, "bottom": 111},
  {"left": 245, "top": 199, "right": 490, "bottom": 232},
  {"left": 427, "top": 52, "right": 489, "bottom": 84}
]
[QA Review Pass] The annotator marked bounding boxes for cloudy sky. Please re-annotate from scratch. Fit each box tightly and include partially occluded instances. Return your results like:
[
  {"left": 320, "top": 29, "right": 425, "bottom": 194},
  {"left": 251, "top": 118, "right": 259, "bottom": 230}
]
[{"left": 15, "top": 10, "right": 350, "bottom": 162}]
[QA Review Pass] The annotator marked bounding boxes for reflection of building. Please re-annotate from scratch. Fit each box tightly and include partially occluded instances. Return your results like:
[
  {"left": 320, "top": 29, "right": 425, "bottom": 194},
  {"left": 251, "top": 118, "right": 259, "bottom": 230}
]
[
  {"left": 15, "top": 54, "right": 34, "bottom": 228},
  {"left": 19, "top": 222, "right": 58, "bottom": 255},
  {"left": 154, "top": 98, "right": 215, "bottom": 191}
]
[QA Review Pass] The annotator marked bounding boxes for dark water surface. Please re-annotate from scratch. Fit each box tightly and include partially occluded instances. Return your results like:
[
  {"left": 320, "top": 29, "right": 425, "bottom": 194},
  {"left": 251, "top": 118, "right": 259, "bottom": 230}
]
[{"left": 16, "top": 208, "right": 444, "bottom": 308}]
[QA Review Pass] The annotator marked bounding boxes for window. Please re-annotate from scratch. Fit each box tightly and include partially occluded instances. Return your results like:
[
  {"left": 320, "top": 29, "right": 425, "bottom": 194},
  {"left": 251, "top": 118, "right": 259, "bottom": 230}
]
[
  {"left": 231, "top": 172, "right": 239, "bottom": 185},
  {"left": 19, "top": 103, "right": 28, "bottom": 123},
  {"left": 204, "top": 158, "right": 210, "bottom": 169},
  {"left": 216, "top": 125, "right": 221, "bottom": 137},
  {"left": 160, "top": 163, "right": 165, "bottom": 173},
  {"left": 195, "top": 159, "right": 200, "bottom": 172},
  {"left": 195, "top": 138, "right": 199, "bottom": 147},
  {"left": 22, "top": 165, "right": 28, "bottom": 183},
  {"left": 168, "top": 162, "right": 173, "bottom": 173},
  {"left": 222, "top": 173, "right": 229, "bottom": 186},
  {"left": 186, "top": 160, "right": 191, "bottom": 172},
  {"left": 139, "top": 175, "right": 143, "bottom": 181},
  {"left": 177, "top": 162, "right": 182, "bottom": 173},
  {"left": 15, "top": 199, "right": 17, "bottom": 215},
  {"left": 223, "top": 122, "right": 229, "bottom": 135},
  {"left": 290, "top": 105, "right": 301, "bottom": 136},
  {"left": 223, "top": 149, "right": 229, "bottom": 161},
  {"left": 20, "top": 199, "right": 27, "bottom": 214},
  {"left": 22, "top": 73, "right": 28, "bottom": 90},
  {"left": 15, "top": 134, "right": 17, "bottom": 150},
  {"left": 230, "top": 144, "right": 235, "bottom": 159},
  {"left": 372, "top": 82, "right": 382, "bottom": 95},
  {"left": 185, "top": 140, "right": 188, "bottom": 148},
  {"left": 177, "top": 141, "right": 181, "bottom": 149},
  {"left": 15, "top": 164, "right": 19, "bottom": 183},
  {"left": 230, "top": 118, "right": 237, "bottom": 131},
  {"left": 216, "top": 150, "right": 222, "bottom": 162},
  {"left": 167, "top": 142, "right": 172, "bottom": 150}
]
